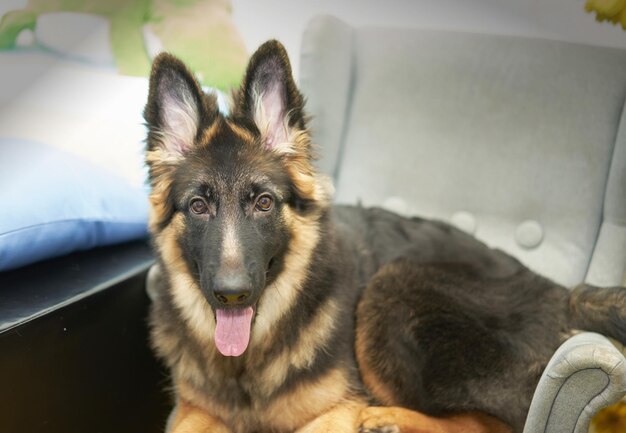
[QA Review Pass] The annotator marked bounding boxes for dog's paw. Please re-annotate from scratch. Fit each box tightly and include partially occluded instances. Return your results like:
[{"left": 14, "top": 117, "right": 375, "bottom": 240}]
[
  {"left": 358, "top": 407, "right": 401, "bottom": 433},
  {"left": 359, "top": 426, "right": 400, "bottom": 433}
]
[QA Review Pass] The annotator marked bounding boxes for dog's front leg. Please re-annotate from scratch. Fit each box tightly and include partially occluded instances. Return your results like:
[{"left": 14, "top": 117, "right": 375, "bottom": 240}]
[
  {"left": 167, "top": 400, "right": 232, "bottom": 433},
  {"left": 358, "top": 406, "right": 512, "bottom": 433},
  {"left": 295, "top": 401, "right": 366, "bottom": 433}
]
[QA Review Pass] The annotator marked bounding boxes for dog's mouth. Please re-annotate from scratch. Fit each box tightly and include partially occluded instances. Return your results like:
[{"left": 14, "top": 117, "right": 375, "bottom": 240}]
[
  {"left": 214, "top": 305, "right": 256, "bottom": 357},
  {"left": 210, "top": 258, "right": 277, "bottom": 357}
]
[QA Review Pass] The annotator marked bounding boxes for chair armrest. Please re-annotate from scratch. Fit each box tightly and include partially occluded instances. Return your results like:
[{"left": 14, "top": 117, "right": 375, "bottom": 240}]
[{"left": 523, "top": 332, "right": 626, "bottom": 433}]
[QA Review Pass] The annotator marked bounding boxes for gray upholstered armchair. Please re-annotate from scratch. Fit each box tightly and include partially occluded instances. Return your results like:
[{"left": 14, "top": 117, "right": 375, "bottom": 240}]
[{"left": 298, "top": 15, "right": 626, "bottom": 433}]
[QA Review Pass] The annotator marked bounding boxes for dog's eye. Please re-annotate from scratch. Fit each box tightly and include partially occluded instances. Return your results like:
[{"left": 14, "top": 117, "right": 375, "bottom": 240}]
[
  {"left": 255, "top": 194, "right": 274, "bottom": 212},
  {"left": 189, "top": 198, "right": 209, "bottom": 215}
]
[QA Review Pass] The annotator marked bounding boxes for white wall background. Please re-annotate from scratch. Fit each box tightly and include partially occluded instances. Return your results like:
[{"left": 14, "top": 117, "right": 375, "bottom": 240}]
[
  {"left": 3, "top": 0, "right": 626, "bottom": 80},
  {"left": 2, "top": 0, "right": 626, "bottom": 82},
  {"left": 231, "top": 0, "right": 626, "bottom": 80}
]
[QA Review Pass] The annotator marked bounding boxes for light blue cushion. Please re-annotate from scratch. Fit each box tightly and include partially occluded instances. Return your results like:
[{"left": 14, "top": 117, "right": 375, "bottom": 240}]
[{"left": 0, "top": 138, "right": 149, "bottom": 271}]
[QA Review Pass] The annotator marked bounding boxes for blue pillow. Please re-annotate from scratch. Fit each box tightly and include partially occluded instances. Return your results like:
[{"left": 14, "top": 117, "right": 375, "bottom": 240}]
[{"left": 0, "top": 139, "right": 149, "bottom": 271}]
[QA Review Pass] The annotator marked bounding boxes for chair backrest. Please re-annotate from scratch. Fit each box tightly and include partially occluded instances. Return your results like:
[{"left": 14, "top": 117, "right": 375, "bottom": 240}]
[{"left": 299, "top": 15, "right": 626, "bottom": 287}]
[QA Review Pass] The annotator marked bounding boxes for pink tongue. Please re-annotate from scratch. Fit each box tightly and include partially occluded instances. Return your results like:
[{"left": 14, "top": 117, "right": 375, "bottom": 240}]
[{"left": 214, "top": 307, "right": 254, "bottom": 357}]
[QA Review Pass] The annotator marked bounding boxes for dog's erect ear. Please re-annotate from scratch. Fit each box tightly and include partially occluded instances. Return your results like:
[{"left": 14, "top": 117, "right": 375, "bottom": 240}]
[
  {"left": 144, "top": 53, "right": 208, "bottom": 158},
  {"left": 237, "top": 40, "right": 306, "bottom": 152},
  {"left": 236, "top": 41, "right": 330, "bottom": 208}
]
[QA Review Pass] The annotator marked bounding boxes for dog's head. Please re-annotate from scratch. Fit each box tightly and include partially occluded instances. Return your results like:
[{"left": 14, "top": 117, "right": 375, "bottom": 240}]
[{"left": 144, "top": 41, "right": 330, "bottom": 357}]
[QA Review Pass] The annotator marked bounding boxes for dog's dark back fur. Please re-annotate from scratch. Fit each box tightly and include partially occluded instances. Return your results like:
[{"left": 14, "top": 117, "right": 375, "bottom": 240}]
[{"left": 145, "top": 40, "right": 626, "bottom": 433}]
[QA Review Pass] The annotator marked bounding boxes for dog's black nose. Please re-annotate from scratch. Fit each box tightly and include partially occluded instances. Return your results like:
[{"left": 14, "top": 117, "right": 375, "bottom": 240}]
[
  {"left": 214, "top": 289, "right": 251, "bottom": 306},
  {"left": 214, "top": 273, "right": 251, "bottom": 306}
]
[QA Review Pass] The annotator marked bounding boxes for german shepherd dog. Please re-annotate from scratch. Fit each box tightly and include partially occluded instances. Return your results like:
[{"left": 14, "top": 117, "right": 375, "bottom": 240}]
[{"left": 144, "top": 40, "right": 626, "bottom": 433}]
